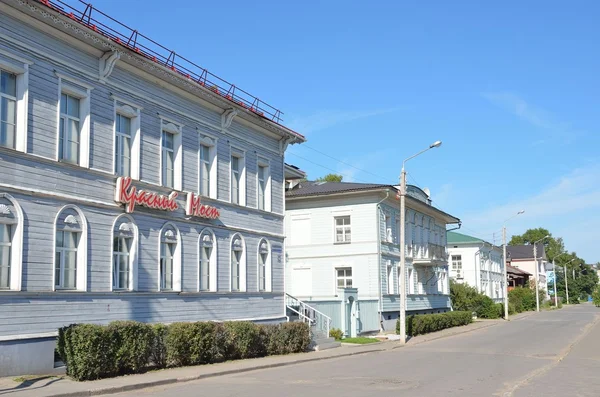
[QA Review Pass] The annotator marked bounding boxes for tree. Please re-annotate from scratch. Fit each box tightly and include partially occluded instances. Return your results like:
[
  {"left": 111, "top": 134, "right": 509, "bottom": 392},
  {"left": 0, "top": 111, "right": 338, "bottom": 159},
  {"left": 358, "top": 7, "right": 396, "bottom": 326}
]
[
  {"left": 509, "top": 228, "right": 564, "bottom": 263},
  {"left": 315, "top": 173, "right": 343, "bottom": 182}
]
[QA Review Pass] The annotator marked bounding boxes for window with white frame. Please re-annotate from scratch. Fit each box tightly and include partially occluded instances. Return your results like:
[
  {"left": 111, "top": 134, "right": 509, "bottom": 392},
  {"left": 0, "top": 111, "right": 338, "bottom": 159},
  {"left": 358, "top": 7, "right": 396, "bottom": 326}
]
[
  {"left": 54, "top": 206, "right": 87, "bottom": 291},
  {"left": 57, "top": 75, "right": 91, "bottom": 167},
  {"left": 257, "top": 160, "right": 271, "bottom": 211},
  {"left": 112, "top": 216, "right": 137, "bottom": 291},
  {"left": 199, "top": 230, "right": 216, "bottom": 292},
  {"left": 386, "top": 260, "right": 393, "bottom": 294},
  {"left": 0, "top": 70, "right": 17, "bottom": 150},
  {"left": 115, "top": 114, "right": 131, "bottom": 177},
  {"left": 159, "top": 223, "right": 181, "bottom": 292},
  {"left": 336, "top": 267, "right": 352, "bottom": 288},
  {"left": 160, "top": 119, "right": 182, "bottom": 190},
  {"left": 0, "top": 54, "right": 30, "bottom": 153},
  {"left": 452, "top": 255, "right": 463, "bottom": 279},
  {"left": 334, "top": 216, "right": 351, "bottom": 244},
  {"left": 258, "top": 239, "right": 271, "bottom": 292},
  {"left": 408, "top": 268, "right": 415, "bottom": 294},
  {"left": 231, "top": 234, "right": 246, "bottom": 291},
  {"left": 385, "top": 214, "right": 392, "bottom": 242},
  {"left": 396, "top": 218, "right": 401, "bottom": 244},
  {"left": 199, "top": 135, "right": 217, "bottom": 199},
  {"left": 0, "top": 194, "right": 22, "bottom": 291},
  {"left": 230, "top": 151, "right": 246, "bottom": 205}
]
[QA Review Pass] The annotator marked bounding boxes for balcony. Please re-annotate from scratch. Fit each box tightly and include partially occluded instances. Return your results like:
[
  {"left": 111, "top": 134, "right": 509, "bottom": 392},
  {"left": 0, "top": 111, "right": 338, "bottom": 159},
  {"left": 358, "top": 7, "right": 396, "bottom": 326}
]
[{"left": 412, "top": 243, "right": 448, "bottom": 266}]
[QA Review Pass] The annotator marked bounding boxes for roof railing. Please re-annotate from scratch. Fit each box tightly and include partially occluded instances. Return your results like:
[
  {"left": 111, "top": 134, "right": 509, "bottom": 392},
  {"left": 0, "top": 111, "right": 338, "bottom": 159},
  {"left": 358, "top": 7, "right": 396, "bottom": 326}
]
[{"left": 36, "top": 0, "right": 286, "bottom": 125}]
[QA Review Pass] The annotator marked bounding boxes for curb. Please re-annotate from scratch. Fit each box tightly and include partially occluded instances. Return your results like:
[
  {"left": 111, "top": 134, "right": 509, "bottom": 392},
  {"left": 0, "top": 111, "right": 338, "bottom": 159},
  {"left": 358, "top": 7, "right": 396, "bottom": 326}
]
[
  {"left": 391, "top": 321, "right": 501, "bottom": 349},
  {"left": 45, "top": 347, "right": 388, "bottom": 397}
]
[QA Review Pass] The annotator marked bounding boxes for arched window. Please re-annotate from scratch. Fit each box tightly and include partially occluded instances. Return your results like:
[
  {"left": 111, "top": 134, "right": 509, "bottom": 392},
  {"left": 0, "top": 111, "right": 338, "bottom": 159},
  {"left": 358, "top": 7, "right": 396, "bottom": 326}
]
[
  {"left": 0, "top": 194, "right": 23, "bottom": 291},
  {"left": 231, "top": 234, "right": 246, "bottom": 292},
  {"left": 199, "top": 229, "right": 217, "bottom": 292},
  {"left": 112, "top": 214, "right": 138, "bottom": 291},
  {"left": 159, "top": 223, "right": 181, "bottom": 292},
  {"left": 258, "top": 239, "right": 271, "bottom": 292},
  {"left": 54, "top": 205, "right": 87, "bottom": 291}
]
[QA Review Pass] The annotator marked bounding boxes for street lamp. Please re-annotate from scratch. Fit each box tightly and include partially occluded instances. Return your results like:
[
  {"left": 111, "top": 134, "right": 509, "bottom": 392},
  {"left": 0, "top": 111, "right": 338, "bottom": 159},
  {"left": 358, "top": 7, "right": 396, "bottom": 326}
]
[
  {"left": 398, "top": 140, "right": 442, "bottom": 345},
  {"left": 562, "top": 258, "right": 576, "bottom": 304},
  {"left": 502, "top": 210, "right": 525, "bottom": 320},
  {"left": 550, "top": 252, "right": 570, "bottom": 307},
  {"left": 533, "top": 235, "right": 550, "bottom": 312}
]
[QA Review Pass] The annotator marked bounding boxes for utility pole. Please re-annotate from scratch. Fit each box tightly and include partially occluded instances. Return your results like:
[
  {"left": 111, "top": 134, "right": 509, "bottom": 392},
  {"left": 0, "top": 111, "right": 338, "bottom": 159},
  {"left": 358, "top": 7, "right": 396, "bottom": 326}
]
[
  {"left": 533, "top": 244, "right": 540, "bottom": 312},
  {"left": 502, "top": 227, "right": 508, "bottom": 319},
  {"left": 552, "top": 259, "right": 558, "bottom": 307},
  {"left": 565, "top": 263, "right": 570, "bottom": 304}
]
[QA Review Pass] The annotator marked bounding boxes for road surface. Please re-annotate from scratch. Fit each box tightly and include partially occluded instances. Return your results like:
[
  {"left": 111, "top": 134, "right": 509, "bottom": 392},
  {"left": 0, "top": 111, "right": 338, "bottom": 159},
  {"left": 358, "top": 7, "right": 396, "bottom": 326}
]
[{"left": 111, "top": 304, "right": 600, "bottom": 397}]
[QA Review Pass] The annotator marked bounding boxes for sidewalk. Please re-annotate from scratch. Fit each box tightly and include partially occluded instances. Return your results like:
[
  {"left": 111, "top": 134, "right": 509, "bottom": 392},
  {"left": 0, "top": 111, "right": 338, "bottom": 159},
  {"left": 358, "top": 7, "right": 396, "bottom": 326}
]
[{"left": 0, "top": 314, "right": 535, "bottom": 397}]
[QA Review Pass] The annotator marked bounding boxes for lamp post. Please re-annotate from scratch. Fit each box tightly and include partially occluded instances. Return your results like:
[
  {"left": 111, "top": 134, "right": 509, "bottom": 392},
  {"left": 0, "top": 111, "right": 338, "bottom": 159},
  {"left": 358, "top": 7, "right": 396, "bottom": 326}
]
[
  {"left": 563, "top": 258, "right": 576, "bottom": 304},
  {"left": 551, "top": 252, "right": 570, "bottom": 307},
  {"left": 533, "top": 235, "right": 550, "bottom": 312},
  {"left": 502, "top": 210, "right": 525, "bottom": 320},
  {"left": 398, "top": 140, "right": 442, "bottom": 345}
]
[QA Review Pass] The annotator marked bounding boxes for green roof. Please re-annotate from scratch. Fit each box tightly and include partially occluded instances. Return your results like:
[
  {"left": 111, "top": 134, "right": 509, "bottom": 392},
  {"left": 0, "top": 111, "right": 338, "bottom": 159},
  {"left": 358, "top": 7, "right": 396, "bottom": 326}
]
[{"left": 447, "top": 231, "right": 484, "bottom": 244}]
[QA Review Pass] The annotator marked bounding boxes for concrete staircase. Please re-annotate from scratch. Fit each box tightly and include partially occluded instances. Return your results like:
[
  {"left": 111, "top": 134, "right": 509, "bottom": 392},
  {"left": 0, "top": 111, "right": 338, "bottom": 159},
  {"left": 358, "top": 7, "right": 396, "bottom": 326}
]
[{"left": 285, "top": 293, "right": 340, "bottom": 351}]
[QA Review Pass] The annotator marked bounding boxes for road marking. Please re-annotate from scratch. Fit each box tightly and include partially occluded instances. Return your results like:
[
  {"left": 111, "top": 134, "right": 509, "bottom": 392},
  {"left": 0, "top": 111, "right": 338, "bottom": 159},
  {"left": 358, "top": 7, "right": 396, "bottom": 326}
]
[{"left": 495, "top": 313, "right": 600, "bottom": 397}]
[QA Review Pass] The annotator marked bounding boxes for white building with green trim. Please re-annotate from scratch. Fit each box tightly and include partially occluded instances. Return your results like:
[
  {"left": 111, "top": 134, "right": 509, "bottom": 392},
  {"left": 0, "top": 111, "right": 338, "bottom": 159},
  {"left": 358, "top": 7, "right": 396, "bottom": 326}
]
[{"left": 284, "top": 181, "right": 460, "bottom": 336}]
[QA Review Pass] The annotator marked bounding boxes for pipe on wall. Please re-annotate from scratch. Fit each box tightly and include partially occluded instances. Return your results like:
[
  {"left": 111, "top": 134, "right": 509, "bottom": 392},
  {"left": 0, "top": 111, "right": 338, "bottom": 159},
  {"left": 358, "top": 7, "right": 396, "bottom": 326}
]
[{"left": 375, "top": 189, "right": 390, "bottom": 332}]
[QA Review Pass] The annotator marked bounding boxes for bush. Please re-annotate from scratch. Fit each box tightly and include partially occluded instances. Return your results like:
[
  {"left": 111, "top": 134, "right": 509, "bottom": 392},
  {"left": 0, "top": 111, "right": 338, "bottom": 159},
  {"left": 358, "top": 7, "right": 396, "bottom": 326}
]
[
  {"left": 450, "top": 281, "right": 480, "bottom": 312},
  {"left": 473, "top": 295, "right": 502, "bottom": 319},
  {"left": 593, "top": 286, "right": 600, "bottom": 307},
  {"left": 509, "top": 287, "right": 536, "bottom": 313},
  {"left": 396, "top": 311, "right": 472, "bottom": 336},
  {"left": 329, "top": 328, "right": 343, "bottom": 341},
  {"left": 58, "top": 320, "right": 310, "bottom": 381}
]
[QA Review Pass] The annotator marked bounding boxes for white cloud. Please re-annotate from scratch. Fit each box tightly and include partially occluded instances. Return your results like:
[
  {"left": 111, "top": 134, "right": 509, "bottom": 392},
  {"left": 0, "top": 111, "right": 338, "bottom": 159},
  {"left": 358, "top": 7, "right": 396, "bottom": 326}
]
[
  {"left": 460, "top": 163, "right": 600, "bottom": 262},
  {"left": 287, "top": 107, "right": 403, "bottom": 135}
]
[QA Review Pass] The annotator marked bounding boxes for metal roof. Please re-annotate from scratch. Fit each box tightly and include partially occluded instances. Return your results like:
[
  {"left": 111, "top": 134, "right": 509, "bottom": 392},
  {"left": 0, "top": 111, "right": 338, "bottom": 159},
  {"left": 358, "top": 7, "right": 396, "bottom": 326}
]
[
  {"left": 507, "top": 244, "right": 546, "bottom": 260},
  {"left": 447, "top": 231, "right": 485, "bottom": 245}
]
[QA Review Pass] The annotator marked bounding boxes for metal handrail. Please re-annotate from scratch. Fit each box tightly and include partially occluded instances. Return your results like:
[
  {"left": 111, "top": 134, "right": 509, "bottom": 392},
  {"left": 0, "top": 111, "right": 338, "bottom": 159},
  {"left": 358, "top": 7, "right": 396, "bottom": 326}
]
[
  {"left": 285, "top": 305, "right": 314, "bottom": 325},
  {"left": 35, "top": 0, "right": 298, "bottom": 130},
  {"left": 285, "top": 293, "right": 331, "bottom": 337}
]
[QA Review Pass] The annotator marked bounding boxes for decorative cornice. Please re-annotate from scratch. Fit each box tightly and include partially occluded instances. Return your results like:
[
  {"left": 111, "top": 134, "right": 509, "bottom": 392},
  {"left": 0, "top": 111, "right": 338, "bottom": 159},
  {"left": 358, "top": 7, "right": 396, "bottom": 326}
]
[
  {"left": 15, "top": 0, "right": 302, "bottom": 142},
  {"left": 221, "top": 108, "right": 238, "bottom": 130}
]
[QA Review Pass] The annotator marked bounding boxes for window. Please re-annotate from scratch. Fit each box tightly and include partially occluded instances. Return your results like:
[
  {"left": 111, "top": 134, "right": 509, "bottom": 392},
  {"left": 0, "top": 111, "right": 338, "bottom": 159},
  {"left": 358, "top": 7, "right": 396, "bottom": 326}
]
[
  {"left": 385, "top": 214, "right": 392, "bottom": 242},
  {"left": 231, "top": 234, "right": 246, "bottom": 292},
  {"left": 258, "top": 239, "right": 270, "bottom": 292},
  {"left": 396, "top": 218, "right": 401, "bottom": 244},
  {"left": 0, "top": 55, "right": 30, "bottom": 153},
  {"left": 159, "top": 223, "right": 181, "bottom": 292},
  {"left": 161, "top": 130, "right": 175, "bottom": 188},
  {"left": 408, "top": 268, "right": 415, "bottom": 294},
  {"left": 115, "top": 114, "right": 131, "bottom": 176},
  {"left": 0, "top": 224, "right": 11, "bottom": 289},
  {"left": 386, "top": 260, "right": 393, "bottom": 294},
  {"left": 199, "top": 230, "right": 216, "bottom": 292},
  {"left": 257, "top": 159, "right": 271, "bottom": 211},
  {"left": 0, "top": 70, "right": 16, "bottom": 149},
  {"left": 200, "top": 144, "right": 211, "bottom": 196},
  {"left": 59, "top": 93, "right": 80, "bottom": 164},
  {"left": 160, "top": 119, "right": 183, "bottom": 190},
  {"left": 231, "top": 155, "right": 245, "bottom": 205},
  {"left": 336, "top": 267, "right": 352, "bottom": 288},
  {"left": 55, "top": 230, "right": 79, "bottom": 289},
  {"left": 452, "top": 255, "right": 463, "bottom": 279},
  {"left": 54, "top": 206, "right": 87, "bottom": 291},
  {"left": 334, "top": 216, "right": 351, "bottom": 243},
  {"left": 112, "top": 215, "right": 138, "bottom": 291}
]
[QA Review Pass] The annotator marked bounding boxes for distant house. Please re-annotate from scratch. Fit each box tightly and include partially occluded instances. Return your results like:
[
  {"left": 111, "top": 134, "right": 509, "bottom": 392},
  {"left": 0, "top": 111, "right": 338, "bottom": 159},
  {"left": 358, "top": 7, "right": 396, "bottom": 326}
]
[
  {"left": 506, "top": 244, "right": 549, "bottom": 298},
  {"left": 285, "top": 181, "right": 460, "bottom": 337},
  {"left": 507, "top": 265, "right": 531, "bottom": 290},
  {"left": 447, "top": 232, "right": 505, "bottom": 302}
]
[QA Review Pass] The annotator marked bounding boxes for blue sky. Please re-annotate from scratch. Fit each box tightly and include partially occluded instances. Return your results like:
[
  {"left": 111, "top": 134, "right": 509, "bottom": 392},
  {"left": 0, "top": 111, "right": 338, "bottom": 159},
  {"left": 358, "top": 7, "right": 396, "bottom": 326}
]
[{"left": 83, "top": 1, "right": 599, "bottom": 262}]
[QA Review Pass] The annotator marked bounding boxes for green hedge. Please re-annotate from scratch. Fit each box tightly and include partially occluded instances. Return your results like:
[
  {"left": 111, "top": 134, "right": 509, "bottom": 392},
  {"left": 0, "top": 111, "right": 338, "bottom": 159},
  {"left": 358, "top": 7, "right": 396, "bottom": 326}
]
[
  {"left": 58, "top": 321, "right": 310, "bottom": 381},
  {"left": 508, "top": 287, "right": 536, "bottom": 313},
  {"left": 396, "top": 311, "right": 473, "bottom": 336}
]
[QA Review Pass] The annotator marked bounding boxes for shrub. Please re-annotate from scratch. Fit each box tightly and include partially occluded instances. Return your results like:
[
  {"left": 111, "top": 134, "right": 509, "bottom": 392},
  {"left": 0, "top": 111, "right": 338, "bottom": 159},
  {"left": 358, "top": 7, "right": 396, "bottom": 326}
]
[
  {"left": 223, "top": 321, "right": 263, "bottom": 359},
  {"left": 509, "top": 287, "right": 536, "bottom": 312},
  {"left": 593, "top": 286, "right": 600, "bottom": 307},
  {"left": 150, "top": 324, "right": 168, "bottom": 368},
  {"left": 58, "top": 324, "right": 116, "bottom": 381},
  {"left": 450, "top": 281, "right": 480, "bottom": 312},
  {"left": 473, "top": 295, "right": 501, "bottom": 319},
  {"left": 166, "top": 322, "right": 220, "bottom": 367},
  {"left": 267, "top": 322, "right": 311, "bottom": 355},
  {"left": 108, "top": 321, "right": 154, "bottom": 374},
  {"left": 329, "top": 328, "right": 343, "bottom": 341},
  {"left": 396, "top": 311, "right": 472, "bottom": 336}
]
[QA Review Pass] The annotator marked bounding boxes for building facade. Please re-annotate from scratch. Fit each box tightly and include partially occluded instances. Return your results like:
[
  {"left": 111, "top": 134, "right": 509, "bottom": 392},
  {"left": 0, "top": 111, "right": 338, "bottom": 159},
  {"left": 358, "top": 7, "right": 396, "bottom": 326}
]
[
  {"left": 447, "top": 232, "right": 505, "bottom": 302},
  {"left": 285, "top": 182, "right": 460, "bottom": 336},
  {"left": 0, "top": 0, "right": 304, "bottom": 376},
  {"left": 506, "top": 244, "right": 549, "bottom": 297}
]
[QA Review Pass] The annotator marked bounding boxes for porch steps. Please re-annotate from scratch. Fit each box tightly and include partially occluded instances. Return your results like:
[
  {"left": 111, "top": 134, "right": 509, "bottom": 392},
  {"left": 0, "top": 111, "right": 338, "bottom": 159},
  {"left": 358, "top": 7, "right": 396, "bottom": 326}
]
[
  {"left": 285, "top": 293, "right": 340, "bottom": 351},
  {"left": 311, "top": 330, "right": 341, "bottom": 351}
]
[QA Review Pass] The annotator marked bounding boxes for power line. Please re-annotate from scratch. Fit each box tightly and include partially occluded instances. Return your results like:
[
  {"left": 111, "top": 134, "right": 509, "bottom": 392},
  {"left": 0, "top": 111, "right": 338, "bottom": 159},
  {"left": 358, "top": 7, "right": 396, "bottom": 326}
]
[{"left": 286, "top": 151, "right": 376, "bottom": 184}]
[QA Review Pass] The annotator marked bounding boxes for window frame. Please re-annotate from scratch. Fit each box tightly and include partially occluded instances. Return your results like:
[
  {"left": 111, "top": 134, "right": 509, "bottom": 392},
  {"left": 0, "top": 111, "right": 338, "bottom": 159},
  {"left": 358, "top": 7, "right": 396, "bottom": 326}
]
[
  {"left": 0, "top": 193, "right": 23, "bottom": 291},
  {"left": 158, "top": 222, "right": 182, "bottom": 292},
  {"left": 160, "top": 118, "right": 183, "bottom": 190},
  {"left": 230, "top": 148, "right": 246, "bottom": 206},
  {"left": 334, "top": 215, "right": 351, "bottom": 244},
  {"left": 335, "top": 267, "right": 353, "bottom": 289},
  {"left": 111, "top": 214, "right": 138, "bottom": 291},
  {"left": 198, "top": 134, "right": 217, "bottom": 199},
  {"left": 56, "top": 74, "right": 92, "bottom": 167},
  {"left": 384, "top": 213, "right": 393, "bottom": 243},
  {"left": 52, "top": 205, "right": 88, "bottom": 292},
  {"left": 198, "top": 228, "right": 217, "bottom": 292},
  {"left": 257, "top": 239, "right": 271, "bottom": 292},
  {"left": 0, "top": 51, "right": 31, "bottom": 153},
  {"left": 452, "top": 254, "right": 463, "bottom": 279},
  {"left": 113, "top": 100, "right": 141, "bottom": 179},
  {"left": 386, "top": 260, "right": 394, "bottom": 294},
  {"left": 230, "top": 233, "right": 246, "bottom": 292},
  {"left": 257, "top": 157, "right": 271, "bottom": 212}
]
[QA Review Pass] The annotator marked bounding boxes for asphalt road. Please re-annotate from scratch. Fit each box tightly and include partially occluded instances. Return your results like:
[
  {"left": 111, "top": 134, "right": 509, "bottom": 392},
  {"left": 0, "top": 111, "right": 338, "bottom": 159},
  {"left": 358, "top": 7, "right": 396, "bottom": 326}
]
[{"left": 112, "top": 304, "right": 600, "bottom": 397}]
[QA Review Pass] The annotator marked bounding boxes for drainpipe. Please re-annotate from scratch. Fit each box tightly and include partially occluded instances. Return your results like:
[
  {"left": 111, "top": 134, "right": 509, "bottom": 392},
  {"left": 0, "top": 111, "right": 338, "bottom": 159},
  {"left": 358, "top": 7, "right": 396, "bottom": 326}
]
[
  {"left": 376, "top": 189, "right": 390, "bottom": 332},
  {"left": 474, "top": 240, "right": 487, "bottom": 292}
]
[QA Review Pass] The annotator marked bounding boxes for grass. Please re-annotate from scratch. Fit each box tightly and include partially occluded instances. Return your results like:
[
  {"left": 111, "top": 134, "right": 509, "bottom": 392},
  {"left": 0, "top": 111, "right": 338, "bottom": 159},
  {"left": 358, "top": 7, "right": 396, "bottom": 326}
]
[{"left": 341, "top": 337, "right": 380, "bottom": 344}]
